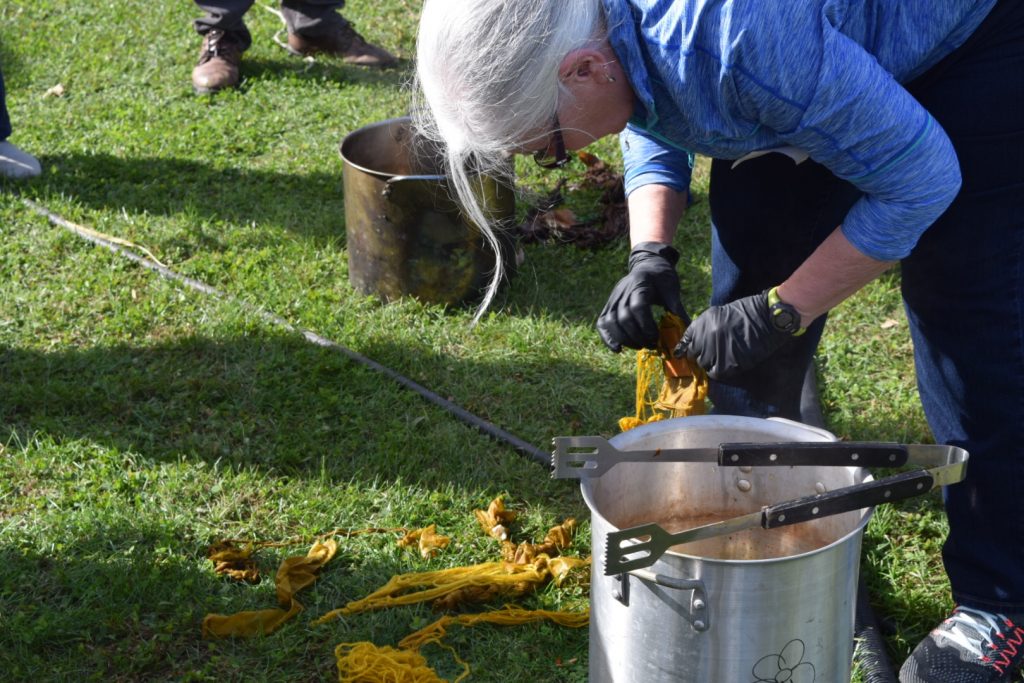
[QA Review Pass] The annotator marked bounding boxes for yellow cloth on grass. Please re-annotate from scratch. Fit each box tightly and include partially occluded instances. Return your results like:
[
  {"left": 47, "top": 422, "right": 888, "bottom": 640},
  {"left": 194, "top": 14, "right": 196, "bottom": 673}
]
[
  {"left": 202, "top": 538, "right": 337, "bottom": 638},
  {"left": 619, "top": 312, "right": 708, "bottom": 431}
]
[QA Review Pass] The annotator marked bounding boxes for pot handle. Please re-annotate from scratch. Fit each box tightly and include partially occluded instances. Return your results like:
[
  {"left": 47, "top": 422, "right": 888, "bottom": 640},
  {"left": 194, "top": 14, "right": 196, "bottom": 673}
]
[
  {"left": 628, "top": 568, "right": 710, "bottom": 632},
  {"left": 382, "top": 174, "right": 445, "bottom": 199}
]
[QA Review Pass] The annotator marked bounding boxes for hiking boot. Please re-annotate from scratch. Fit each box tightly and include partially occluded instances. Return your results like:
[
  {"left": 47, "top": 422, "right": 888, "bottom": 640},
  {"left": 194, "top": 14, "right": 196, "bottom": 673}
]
[
  {"left": 900, "top": 606, "right": 1024, "bottom": 682},
  {"left": 192, "top": 29, "right": 245, "bottom": 94},
  {"left": 0, "top": 140, "right": 41, "bottom": 178},
  {"left": 286, "top": 23, "right": 398, "bottom": 67}
]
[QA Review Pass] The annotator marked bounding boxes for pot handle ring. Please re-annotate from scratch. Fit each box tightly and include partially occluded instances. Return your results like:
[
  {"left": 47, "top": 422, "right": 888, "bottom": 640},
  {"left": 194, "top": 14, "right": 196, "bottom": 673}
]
[{"left": 628, "top": 568, "right": 710, "bottom": 632}]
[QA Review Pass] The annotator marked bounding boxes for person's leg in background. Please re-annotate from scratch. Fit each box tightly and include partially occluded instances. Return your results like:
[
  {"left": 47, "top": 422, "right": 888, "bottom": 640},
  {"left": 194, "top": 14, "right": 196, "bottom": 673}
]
[
  {"left": 705, "top": 154, "right": 860, "bottom": 421},
  {"left": 0, "top": 68, "right": 10, "bottom": 142},
  {"left": 283, "top": 0, "right": 397, "bottom": 67},
  {"left": 897, "top": 1, "right": 1024, "bottom": 680},
  {"left": 0, "top": 68, "right": 41, "bottom": 179},
  {"left": 191, "top": 0, "right": 255, "bottom": 93}
]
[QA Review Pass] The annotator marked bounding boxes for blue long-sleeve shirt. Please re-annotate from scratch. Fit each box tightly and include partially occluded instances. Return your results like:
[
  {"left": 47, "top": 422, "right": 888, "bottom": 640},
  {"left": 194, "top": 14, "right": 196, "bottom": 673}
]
[{"left": 603, "top": 0, "right": 995, "bottom": 260}]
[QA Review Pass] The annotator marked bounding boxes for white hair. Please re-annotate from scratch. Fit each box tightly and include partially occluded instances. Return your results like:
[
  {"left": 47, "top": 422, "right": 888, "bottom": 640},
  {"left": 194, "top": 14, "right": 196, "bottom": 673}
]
[{"left": 412, "top": 0, "right": 606, "bottom": 323}]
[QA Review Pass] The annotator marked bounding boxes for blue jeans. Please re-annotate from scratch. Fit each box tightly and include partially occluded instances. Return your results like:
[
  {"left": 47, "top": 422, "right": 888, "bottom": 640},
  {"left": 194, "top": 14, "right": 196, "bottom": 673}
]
[
  {"left": 707, "top": 0, "right": 1024, "bottom": 612},
  {"left": 1, "top": 69, "right": 11, "bottom": 142}
]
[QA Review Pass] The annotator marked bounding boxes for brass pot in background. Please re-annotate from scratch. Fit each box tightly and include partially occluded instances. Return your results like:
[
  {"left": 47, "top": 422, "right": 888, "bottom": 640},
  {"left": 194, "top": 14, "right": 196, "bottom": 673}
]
[{"left": 339, "top": 117, "right": 515, "bottom": 306}]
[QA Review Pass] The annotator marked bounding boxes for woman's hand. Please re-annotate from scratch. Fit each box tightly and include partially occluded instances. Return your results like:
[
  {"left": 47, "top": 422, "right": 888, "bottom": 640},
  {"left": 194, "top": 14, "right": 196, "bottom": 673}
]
[
  {"left": 597, "top": 184, "right": 690, "bottom": 352},
  {"left": 597, "top": 242, "right": 689, "bottom": 351},
  {"left": 675, "top": 290, "right": 796, "bottom": 380},
  {"left": 678, "top": 226, "right": 895, "bottom": 380}
]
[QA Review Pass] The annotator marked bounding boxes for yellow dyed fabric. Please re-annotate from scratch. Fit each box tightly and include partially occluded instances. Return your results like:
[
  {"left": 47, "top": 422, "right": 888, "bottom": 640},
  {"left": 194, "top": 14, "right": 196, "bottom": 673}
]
[
  {"left": 201, "top": 504, "right": 589, "bottom": 680},
  {"left": 325, "top": 502, "right": 589, "bottom": 681},
  {"left": 398, "top": 524, "right": 452, "bottom": 559},
  {"left": 207, "top": 540, "right": 262, "bottom": 583},
  {"left": 619, "top": 312, "right": 708, "bottom": 431},
  {"left": 474, "top": 496, "right": 517, "bottom": 541},
  {"left": 500, "top": 518, "right": 577, "bottom": 566},
  {"left": 202, "top": 539, "right": 338, "bottom": 638}
]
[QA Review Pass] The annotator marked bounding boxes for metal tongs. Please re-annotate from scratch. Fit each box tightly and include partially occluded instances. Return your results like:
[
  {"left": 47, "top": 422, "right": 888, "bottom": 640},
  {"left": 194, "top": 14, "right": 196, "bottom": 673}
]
[{"left": 551, "top": 436, "right": 969, "bottom": 575}]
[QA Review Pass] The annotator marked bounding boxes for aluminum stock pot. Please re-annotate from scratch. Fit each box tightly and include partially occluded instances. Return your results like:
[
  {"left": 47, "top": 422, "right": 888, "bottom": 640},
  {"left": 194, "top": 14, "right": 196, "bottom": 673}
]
[
  {"left": 552, "top": 416, "right": 966, "bottom": 682},
  {"left": 577, "top": 415, "right": 870, "bottom": 683}
]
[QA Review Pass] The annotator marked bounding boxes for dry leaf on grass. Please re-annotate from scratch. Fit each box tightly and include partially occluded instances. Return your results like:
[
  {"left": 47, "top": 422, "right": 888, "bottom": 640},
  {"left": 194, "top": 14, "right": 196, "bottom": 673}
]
[{"left": 514, "top": 151, "right": 629, "bottom": 248}]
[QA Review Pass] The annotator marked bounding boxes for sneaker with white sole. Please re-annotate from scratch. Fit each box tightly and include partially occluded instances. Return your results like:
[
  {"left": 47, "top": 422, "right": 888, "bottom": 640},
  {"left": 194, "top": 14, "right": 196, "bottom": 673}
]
[
  {"left": 900, "top": 606, "right": 1024, "bottom": 682},
  {"left": 0, "top": 140, "right": 41, "bottom": 178}
]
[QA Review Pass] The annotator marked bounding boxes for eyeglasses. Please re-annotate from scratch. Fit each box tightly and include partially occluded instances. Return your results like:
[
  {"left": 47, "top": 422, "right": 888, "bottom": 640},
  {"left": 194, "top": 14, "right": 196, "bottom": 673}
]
[{"left": 532, "top": 113, "right": 570, "bottom": 169}]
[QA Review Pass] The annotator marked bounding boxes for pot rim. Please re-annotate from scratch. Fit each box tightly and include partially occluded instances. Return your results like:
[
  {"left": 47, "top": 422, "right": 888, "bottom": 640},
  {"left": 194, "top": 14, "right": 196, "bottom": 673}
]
[
  {"left": 340, "top": 116, "right": 426, "bottom": 180},
  {"left": 582, "top": 415, "right": 874, "bottom": 565}
]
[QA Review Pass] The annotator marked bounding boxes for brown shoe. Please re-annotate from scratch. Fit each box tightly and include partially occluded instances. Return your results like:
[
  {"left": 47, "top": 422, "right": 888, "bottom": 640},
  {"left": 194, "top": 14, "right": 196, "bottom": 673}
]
[
  {"left": 287, "top": 23, "right": 398, "bottom": 67},
  {"left": 191, "top": 29, "right": 245, "bottom": 93}
]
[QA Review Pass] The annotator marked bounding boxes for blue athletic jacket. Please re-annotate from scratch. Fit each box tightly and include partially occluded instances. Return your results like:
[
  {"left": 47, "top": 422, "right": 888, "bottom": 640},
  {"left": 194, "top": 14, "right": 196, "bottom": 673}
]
[{"left": 603, "top": 0, "right": 995, "bottom": 260}]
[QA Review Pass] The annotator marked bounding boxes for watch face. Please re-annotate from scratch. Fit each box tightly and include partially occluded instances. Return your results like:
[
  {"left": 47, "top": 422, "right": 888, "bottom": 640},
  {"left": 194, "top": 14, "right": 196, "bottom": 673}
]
[{"left": 771, "top": 304, "right": 800, "bottom": 334}]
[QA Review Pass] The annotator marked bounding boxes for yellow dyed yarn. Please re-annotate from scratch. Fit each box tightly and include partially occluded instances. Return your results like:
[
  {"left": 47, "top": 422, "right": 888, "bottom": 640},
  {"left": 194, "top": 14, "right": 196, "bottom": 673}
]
[
  {"left": 314, "top": 557, "right": 564, "bottom": 624},
  {"left": 619, "top": 312, "right": 708, "bottom": 431},
  {"left": 334, "top": 642, "right": 460, "bottom": 683},
  {"left": 334, "top": 607, "right": 589, "bottom": 682},
  {"left": 398, "top": 606, "right": 590, "bottom": 651}
]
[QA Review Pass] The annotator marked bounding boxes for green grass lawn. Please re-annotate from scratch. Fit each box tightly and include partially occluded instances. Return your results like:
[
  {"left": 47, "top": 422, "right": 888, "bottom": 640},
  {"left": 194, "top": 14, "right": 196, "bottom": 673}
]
[{"left": 0, "top": 1, "right": 991, "bottom": 681}]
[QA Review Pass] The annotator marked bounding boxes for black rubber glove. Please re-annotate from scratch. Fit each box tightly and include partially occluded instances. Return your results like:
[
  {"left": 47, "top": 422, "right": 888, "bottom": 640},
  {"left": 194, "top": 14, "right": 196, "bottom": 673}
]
[
  {"left": 674, "top": 290, "right": 797, "bottom": 381},
  {"left": 596, "top": 242, "right": 689, "bottom": 352}
]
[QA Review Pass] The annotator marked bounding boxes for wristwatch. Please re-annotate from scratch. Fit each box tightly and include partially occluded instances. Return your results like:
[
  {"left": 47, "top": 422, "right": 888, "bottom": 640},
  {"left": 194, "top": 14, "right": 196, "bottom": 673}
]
[{"left": 767, "top": 287, "right": 806, "bottom": 336}]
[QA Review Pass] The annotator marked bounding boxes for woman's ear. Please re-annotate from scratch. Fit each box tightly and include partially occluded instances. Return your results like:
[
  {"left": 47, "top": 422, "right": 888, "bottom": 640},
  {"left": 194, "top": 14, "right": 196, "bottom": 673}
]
[{"left": 558, "top": 48, "right": 604, "bottom": 83}]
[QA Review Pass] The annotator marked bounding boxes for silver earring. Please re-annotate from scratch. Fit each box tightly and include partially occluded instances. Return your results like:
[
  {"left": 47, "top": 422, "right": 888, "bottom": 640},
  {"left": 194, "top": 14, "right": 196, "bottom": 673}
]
[{"left": 602, "top": 59, "right": 618, "bottom": 83}]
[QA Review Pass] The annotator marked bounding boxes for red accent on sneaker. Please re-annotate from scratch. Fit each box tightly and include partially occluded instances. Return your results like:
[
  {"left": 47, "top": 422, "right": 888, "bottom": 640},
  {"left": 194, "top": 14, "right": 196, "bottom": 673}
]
[{"left": 990, "top": 625, "right": 1024, "bottom": 674}]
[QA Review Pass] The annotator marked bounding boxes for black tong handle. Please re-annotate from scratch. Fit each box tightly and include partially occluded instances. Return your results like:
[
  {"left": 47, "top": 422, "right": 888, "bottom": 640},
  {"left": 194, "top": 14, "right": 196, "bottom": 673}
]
[
  {"left": 722, "top": 441, "right": 908, "bottom": 468},
  {"left": 765, "top": 469, "right": 934, "bottom": 528}
]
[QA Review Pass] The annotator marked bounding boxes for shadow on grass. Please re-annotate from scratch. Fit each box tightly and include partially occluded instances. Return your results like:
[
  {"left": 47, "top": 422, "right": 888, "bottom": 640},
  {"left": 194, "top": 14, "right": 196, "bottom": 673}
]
[
  {"left": 0, "top": 524, "right": 588, "bottom": 683},
  {"left": 856, "top": 499, "right": 951, "bottom": 675},
  {"left": 0, "top": 44, "right": 27, "bottom": 87},
  {"left": 237, "top": 55, "right": 411, "bottom": 91},
  {"left": 0, "top": 523, "right": 234, "bottom": 681},
  {"left": 500, "top": 241, "right": 631, "bottom": 326},
  {"left": 19, "top": 57, "right": 405, "bottom": 251},
  {"left": 13, "top": 163, "right": 653, "bottom": 326},
  {"left": 28, "top": 152, "right": 347, "bottom": 248},
  {"left": 0, "top": 523, "right": 409, "bottom": 682},
  {"left": 1, "top": 330, "right": 624, "bottom": 491}
]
